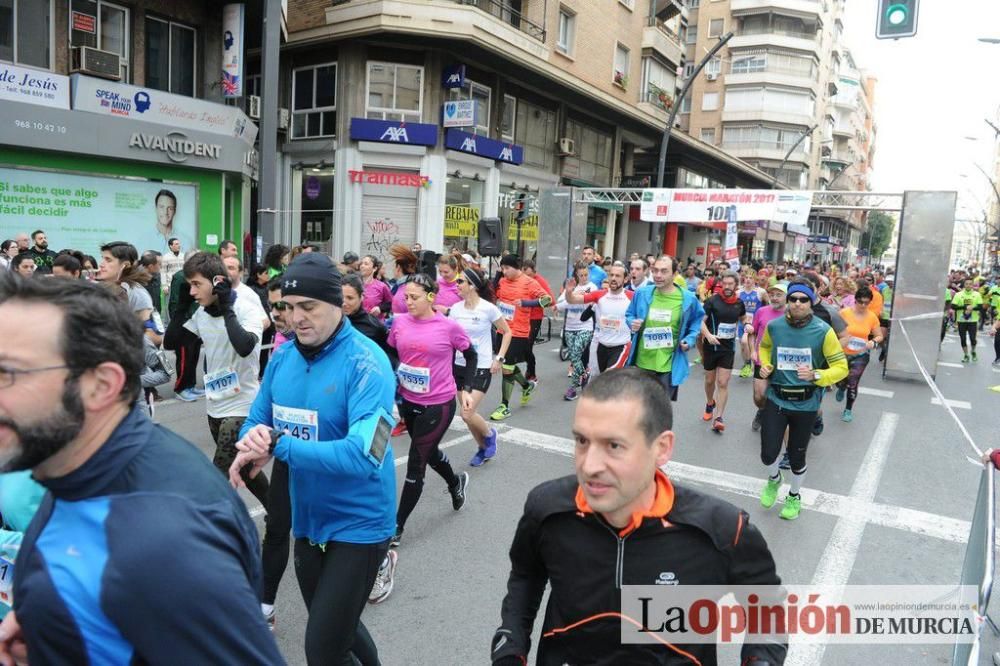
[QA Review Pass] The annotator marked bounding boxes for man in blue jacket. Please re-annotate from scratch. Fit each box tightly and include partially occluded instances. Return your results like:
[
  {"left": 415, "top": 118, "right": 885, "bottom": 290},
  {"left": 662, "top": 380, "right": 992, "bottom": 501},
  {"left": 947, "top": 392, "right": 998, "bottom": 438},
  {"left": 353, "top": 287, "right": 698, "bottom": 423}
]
[
  {"left": 625, "top": 254, "right": 705, "bottom": 400},
  {"left": 230, "top": 253, "right": 396, "bottom": 666},
  {"left": 0, "top": 273, "right": 281, "bottom": 665}
]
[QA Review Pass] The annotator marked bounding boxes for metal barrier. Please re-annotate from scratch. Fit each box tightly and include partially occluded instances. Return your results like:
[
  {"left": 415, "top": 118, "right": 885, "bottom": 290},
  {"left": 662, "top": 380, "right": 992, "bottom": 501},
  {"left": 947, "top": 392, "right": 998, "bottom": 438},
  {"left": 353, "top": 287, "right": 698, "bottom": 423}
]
[{"left": 953, "top": 463, "right": 997, "bottom": 665}]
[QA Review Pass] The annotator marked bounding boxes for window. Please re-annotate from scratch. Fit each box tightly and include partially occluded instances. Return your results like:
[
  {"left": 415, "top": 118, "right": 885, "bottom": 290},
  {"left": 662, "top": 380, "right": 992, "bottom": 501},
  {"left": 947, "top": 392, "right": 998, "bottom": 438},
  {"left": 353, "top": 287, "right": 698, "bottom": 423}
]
[
  {"left": 566, "top": 119, "right": 614, "bottom": 184},
  {"left": 641, "top": 56, "right": 676, "bottom": 108},
  {"left": 70, "top": 1, "right": 129, "bottom": 81},
  {"left": 145, "top": 17, "right": 196, "bottom": 96},
  {"left": 706, "top": 57, "right": 721, "bottom": 77},
  {"left": 731, "top": 53, "right": 767, "bottom": 74},
  {"left": 685, "top": 24, "right": 697, "bottom": 45},
  {"left": 680, "top": 95, "right": 691, "bottom": 113},
  {"left": 700, "top": 128, "right": 716, "bottom": 144},
  {"left": 291, "top": 63, "right": 336, "bottom": 139},
  {"left": 723, "top": 86, "right": 815, "bottom": 117},
  {"left": 501, "top": 94, "right": 516, "bottom": 142},
  {"left": 688, "top": 0, "right": 700, "bottom": 7},
  {"left": 722, "top": 125, "right": 812, "bottom": 153},
  {"left": 683, "top": 62, "right": 695, "bottom": 78},
  {"left": 557, "top": 8, "right": 575, "bottom": 54},
  {"left": 514, "top": 99, "right": 557, "bottom": 169},
  {"left": 449, "top": 79, "right": 491, "bottom": 136},
  {"left": 0, "top": 0, "right": 50, "bottom": 68},
  {"left": 618, "top": 0, "right": 634, "bottom": 8},
  {"left": 701, "top": 91, "right": 719, "bottom": 111},
  {"left": 613, "top": 43, "right": 630, "bottom": 86},
  {"left": 366, "top": 62, "right": 423, "bottom": 122},
  {"left": 245, "top": 73, "right": 261, "bottom": 98},
  {"left": 709, "top": 18, "right": 724, "bottom": 37}
]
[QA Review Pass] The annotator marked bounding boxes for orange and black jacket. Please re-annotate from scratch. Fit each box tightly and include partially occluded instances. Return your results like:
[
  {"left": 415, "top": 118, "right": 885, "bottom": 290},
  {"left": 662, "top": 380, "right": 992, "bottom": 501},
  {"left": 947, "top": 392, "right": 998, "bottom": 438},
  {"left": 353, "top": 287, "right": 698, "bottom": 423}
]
[{"left": 491, "top": 473, "right": 786, "bottom": 665}]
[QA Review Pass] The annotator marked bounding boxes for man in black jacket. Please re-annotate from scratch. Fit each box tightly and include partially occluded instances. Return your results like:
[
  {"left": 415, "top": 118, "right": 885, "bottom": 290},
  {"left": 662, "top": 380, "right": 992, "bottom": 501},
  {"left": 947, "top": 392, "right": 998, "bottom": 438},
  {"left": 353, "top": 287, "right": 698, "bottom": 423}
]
[{"left": 492, "top": 367, "right": 786, "bottom": 665}]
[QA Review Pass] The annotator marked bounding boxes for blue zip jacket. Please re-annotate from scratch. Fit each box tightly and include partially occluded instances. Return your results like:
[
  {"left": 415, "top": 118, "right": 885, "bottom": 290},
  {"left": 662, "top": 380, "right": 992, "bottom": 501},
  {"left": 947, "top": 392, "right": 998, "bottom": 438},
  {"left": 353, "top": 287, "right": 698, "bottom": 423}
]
[
  {"left": 14, "top": 404, "right": 282, "bottom": 665},
  {"left": 624, "top": 283, "right": 705, "bottom": 386},
  {"left": 241, "top": 317, "right": 397, "bottom": 545}
]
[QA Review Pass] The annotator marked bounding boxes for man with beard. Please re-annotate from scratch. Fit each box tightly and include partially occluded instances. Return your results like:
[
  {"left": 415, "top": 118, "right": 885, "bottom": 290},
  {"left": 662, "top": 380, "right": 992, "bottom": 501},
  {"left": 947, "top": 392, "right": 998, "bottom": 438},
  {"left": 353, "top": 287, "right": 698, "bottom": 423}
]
[
  {"left": 563, "top": 264, "right": 633, "bottom": 372},
  {"left": 0, "top": 274, "right": 281, "bottom": 664},
  {"left": 23, "top": 231, "right": 57, "bottom": 275},
  {"left": 700, "top": 271, "right": 746, "bottom": 433}
]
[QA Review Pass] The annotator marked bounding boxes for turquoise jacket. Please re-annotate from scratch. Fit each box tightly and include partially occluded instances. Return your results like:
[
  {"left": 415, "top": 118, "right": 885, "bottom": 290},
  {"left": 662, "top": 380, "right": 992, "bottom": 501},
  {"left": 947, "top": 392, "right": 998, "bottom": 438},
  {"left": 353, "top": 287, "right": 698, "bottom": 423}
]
[
  {"left": 624, "top": 284, "right": 705, "bottom": 386},
  {"left": 0, "top": 471, "right": 46, "bottom": 616}
]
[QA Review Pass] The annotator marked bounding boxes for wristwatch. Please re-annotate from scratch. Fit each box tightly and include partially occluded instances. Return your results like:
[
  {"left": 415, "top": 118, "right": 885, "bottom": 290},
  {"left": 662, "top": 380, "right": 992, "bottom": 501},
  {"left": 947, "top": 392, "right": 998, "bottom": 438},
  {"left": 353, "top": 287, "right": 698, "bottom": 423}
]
[
  {"left": 267, "top": 428, "right": 283, "bottom": 455},
  {"left": 813, "top": 371, "right": 822, "bottom": 382},
  {"left": 495, "top": 356, "right": 505, "bottom": 363}
]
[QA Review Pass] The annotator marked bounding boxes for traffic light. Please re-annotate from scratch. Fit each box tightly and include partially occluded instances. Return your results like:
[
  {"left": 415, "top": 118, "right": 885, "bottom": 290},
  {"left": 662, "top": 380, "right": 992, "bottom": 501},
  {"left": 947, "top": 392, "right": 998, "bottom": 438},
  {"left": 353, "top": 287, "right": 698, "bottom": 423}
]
[
  {"left": 876, "top": 0, "right": 918, "bottom": 39},
  {"left": 514, "top": 193, "right": 527, "bottom": 222}
]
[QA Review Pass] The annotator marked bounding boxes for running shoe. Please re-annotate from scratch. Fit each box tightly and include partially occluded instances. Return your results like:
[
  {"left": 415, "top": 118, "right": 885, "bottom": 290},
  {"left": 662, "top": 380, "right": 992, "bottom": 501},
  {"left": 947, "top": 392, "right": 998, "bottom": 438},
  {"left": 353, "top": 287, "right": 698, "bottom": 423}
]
[
  {"left": 812, "top": 415, "right": 824, "bottom": 436},
  {"left": 482, "top": 429, "right": 498, "bottom": 461},
  {"left": 993, "top": 360, "right": 1000, "bottom": 367},
  {"left": 779, "top": 494, "right": 802, "bottom": 520},
  {"left": 962, "top": 354, "right": 970, "bottom": 363},
  {"left": 972, "top": 351, "right": 979, "bottom": 362},
  {"left": 490, "top": 404, "right": 511, "bottom": 421},
  {"left": 368, "top": 550, "right": 398, "bottom": 605},
  {"left": 176, "top": 388, "right": 200, "bottom": 402},
  {"left": 739, "top": 362, "right": 753, "bottom": 379},
  {"left": 702, "top": 402, "right": 715, "bottom": 421},
  {"left": 778, "top": 452, "right": 791, "bottom": 470},
  {"left": 835, "top": 387, "right": 846, "bottom": 402},
  {"left": 390, "top": 526, "right": 403, "bottom": 548},
  {"left": 563, "top": 387, "right": 579, "bottom": 401},
  {"left": 711, "top": 417, "right": 725, "bottom": 433},
  {"left": 692, "top": 356, "right": 701, "bottom": 365},
  {"left": 760, "top": 474, "right": 782, "bottom": 509},
  {"left": 842, "top": 409, "right": 853, "bottom": 423},
  {"left": 520, "top": 380, "right": 537, "bottom": 406},
  {"left": 449, "top": 472, "right": 470, "bottom": 510},
  {"left": 263, "top": 606, "right": 276, "bottom": 632},
  {"left": 469, "top": 448, "right": 487, "bottom": 467},
  {"left": 190, "top": 387, "right": 206, "bottom": 397},
  {"left": 580, "top": 371, "right": 591, "bottom": 389},
  {"left": 751, "top": 409, "right": 763, "bottom": 432},
  {"left": 526, "top": 374, "right": 538, "bottom": 383},
  {"left": 391, "top": 421, "right": 408, "bottom": 437}
]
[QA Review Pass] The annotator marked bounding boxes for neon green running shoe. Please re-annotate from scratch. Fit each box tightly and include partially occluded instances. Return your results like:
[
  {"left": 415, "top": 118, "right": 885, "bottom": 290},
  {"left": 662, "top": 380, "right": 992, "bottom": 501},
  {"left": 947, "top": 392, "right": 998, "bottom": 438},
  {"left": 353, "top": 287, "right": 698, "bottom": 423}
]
[
  {"left": 489, "top": 404, "right": 511, "bottom": 421},
  {"left": 739, "top": 363, "right": 753, "bottom": 379},
  {"left": 779, "top": 494, "right": 802, "bottom": 520},
  {"left": 520, "top": 380, "right": 538, "bottom": 406},
  {"left": 760, "top": 474, "right": 782, "bottom": 509}
]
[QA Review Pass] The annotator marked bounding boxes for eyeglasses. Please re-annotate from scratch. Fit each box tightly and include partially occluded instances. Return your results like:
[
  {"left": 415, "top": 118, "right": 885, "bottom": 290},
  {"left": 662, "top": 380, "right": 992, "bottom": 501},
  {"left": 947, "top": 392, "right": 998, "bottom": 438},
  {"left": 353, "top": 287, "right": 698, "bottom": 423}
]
[
  {"left": 0, "top": 364, "right": 70, "bottom": 389},
  {"left": 270, "top": 301, "right": 288, "bottom": 311},
  {"left": 787, "top": 296, "right": 812, "bottom": 304}
]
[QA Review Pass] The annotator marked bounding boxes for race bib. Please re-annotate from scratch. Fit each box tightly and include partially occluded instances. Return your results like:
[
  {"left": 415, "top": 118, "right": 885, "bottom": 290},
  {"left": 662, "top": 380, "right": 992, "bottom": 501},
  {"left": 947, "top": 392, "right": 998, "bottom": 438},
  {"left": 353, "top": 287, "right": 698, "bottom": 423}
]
[
  {"left": 648, "top": 308, "right": 672, "bottom": 324},
  {"left": 273, "top": 404, "right": 319, "bottom": 441},
  {"left": 599, "top": 315, "right": 623, "bottom": 333},
  {"left": 497, "top": 301, "right": 516, "bottom": 321},
  {"left": 776, "top": 346, "right": 813, "bottom": 371},
  {"left": 204, "top": 367, "right": 241, "bottom": 401},
  {"left": 643, "top": 327, "right": 674, "bottom": 350},
  {"left": 716, "top": 322, "right": 738, "bottom": 340},
  {"left": 0, "top": 555, "right": 13, "bottom": 606},
  {"left": 397, "top": 363, "right": 431, "bottom": 394},
  {"left": 847, "top": 336, "right": 868, "bottom": 352}
]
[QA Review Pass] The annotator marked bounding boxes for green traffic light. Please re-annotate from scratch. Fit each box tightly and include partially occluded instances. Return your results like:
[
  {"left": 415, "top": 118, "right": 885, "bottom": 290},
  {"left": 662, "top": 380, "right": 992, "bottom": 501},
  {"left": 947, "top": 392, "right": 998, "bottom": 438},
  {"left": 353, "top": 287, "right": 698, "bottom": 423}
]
[{"left": 886, "top": 3, "right": 908, "bottom": 25}]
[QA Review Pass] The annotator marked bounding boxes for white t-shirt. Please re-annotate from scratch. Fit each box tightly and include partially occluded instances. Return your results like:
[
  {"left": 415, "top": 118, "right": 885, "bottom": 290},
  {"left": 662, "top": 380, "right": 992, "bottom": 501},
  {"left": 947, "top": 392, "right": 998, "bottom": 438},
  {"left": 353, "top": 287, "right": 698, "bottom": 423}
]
[
  {"left": 592, "top": 289, "right": 633, "bottom": 347},
  {"left": 235, "top": 282, "right": 268, "bottom": 324},
  {"left": 184, "top": 296, "right": 263, "bottom": 418},
  {"left": 557, "top": 282, "right": 597, "bottom": 332},
  {"left": 449, "top": 299, "right": 502, "bottom": 369}
]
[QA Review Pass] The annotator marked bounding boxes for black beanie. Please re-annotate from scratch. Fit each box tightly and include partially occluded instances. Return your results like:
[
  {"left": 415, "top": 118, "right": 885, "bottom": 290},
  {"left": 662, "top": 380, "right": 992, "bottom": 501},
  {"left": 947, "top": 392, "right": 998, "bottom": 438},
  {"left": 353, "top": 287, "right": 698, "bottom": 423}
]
[{"left": 281, "top": 253, "right": 343, "bottom": 307}]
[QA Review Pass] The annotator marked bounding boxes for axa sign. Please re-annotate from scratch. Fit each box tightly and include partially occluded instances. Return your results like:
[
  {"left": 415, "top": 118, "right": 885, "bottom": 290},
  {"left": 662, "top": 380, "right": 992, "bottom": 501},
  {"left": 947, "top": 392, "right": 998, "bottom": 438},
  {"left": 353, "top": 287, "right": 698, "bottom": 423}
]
[
  {"left": 349, "top": 117, "right": 438, "bottom": 146},
  {"left": 445, "top": 129, "right": 524, "bottom": 166}
]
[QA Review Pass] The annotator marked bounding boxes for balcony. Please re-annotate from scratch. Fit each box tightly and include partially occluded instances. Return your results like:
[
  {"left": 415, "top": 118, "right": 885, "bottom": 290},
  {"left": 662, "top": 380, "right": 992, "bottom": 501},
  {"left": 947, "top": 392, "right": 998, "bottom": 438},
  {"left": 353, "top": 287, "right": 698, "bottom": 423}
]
[
  {"left": 725, "top": 65, "right": 818, "bottom": 91},
  {"left": 721, "top": 107, "right": 814, "bottom": 127},
  {"left": 652, "top": 0, "right": 687, "bottom": 23},
  {"left": 729, "top": 28, "right": 820, "bottom": 54},
  {"left": 722, "top": 141, "right": 809, "bottom": 163},
  {"left": 457, "top": 0, "right": 545, "bottom": 41},
  {"left": 643, "top": 17, "right": 684, "bottom": 67},
  {"left": 731, "top": 0, "right": 824, "bottom": 20}
]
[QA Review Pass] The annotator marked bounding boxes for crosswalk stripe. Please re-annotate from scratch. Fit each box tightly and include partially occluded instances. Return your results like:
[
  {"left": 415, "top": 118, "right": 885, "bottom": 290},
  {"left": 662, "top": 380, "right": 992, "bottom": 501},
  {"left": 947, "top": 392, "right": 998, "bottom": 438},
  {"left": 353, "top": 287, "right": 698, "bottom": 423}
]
[
  {"left": 931, "top": 397, "right": 972, "bottom": 410},
  {"left": 858, "top": 387, "right": 894, "bottom": 398}
]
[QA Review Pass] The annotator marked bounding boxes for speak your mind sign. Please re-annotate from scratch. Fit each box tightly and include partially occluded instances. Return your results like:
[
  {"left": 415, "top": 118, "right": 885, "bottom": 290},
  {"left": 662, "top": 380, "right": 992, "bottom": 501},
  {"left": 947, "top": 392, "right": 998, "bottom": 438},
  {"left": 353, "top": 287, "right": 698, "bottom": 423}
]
[
  {"left": 0, "top": 167, "right": 197, "bottom": 258},
  {"left": 640, "top": 189, "right": 813, "bottom": 226}
]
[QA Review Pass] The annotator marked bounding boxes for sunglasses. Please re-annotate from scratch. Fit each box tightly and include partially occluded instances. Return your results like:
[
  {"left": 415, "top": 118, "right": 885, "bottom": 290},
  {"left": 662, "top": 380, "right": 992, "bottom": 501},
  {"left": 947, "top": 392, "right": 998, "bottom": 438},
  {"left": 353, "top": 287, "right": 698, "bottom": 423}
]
[
  {"left": 787, "top": 296, "right": 811, "bottom": 304},
  {"left": 270, "top": 301, "right": 288, "bottom": 311}
]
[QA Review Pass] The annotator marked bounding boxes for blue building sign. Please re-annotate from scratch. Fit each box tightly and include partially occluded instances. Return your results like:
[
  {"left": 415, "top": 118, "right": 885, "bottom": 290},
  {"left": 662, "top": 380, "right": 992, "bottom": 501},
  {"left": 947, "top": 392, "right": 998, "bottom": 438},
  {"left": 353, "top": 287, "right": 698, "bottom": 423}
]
[
  {"left": 442, "top": 64, "right": 466, "bottom": 89},
  {"left": 349, "top": 117, "right": 438, "bottom": 146},
  {"left": 445, "top": 129, "right": 524, "bottom": 165}
]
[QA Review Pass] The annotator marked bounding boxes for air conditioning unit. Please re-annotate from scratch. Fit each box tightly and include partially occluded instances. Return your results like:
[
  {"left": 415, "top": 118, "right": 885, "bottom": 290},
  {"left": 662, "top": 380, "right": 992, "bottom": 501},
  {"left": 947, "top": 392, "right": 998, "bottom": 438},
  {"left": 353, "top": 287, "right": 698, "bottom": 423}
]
[
  {"left": 247, "top": 95, "right": 261, "bottom": 119},
  {"left": 557, "top": 137, "right": 576, "bottom": 155},
  {"left": 278, "top": 108, "right": 290, "bottom": 131},
  {"left": 70, "top": 46, "right": 120, "bottom": 81},
  {"left": 705, "top": 72, "right": 718, "bottom": 81}
]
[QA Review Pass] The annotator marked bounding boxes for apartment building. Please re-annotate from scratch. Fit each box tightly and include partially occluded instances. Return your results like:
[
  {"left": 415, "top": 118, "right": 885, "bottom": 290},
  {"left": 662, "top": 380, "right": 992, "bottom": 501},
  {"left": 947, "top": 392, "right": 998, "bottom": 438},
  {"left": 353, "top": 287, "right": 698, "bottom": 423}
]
[
  {"left": 258, "top": 0, "right": 778, "bottom": 262},
  {"left": 0, "top": 1, "right": 257, "bottom": 256},
  {"left": 681, "top": 0, "right": 876, "bottom": 262}
]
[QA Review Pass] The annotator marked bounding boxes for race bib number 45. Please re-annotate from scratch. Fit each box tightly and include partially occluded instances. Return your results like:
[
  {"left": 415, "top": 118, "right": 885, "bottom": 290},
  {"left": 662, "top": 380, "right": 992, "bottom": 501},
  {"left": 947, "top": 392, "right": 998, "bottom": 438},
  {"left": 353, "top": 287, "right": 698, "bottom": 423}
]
[
  {"left": 273, "top": 404, "right": 319, "bottom": 441},
  {"left": 776, "top": 346, "right": 813, "bottom": 371},
  {"left": 643, "top": 327, "right": 674, "bottom": 350}
]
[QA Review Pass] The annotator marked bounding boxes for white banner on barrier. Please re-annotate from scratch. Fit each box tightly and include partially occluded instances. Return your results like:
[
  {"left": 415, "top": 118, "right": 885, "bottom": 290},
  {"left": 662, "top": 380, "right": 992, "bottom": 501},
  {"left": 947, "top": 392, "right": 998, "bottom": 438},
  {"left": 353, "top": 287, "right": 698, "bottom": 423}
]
[{"left": 640, "top": 188, "right": 813, "bottom": 227}]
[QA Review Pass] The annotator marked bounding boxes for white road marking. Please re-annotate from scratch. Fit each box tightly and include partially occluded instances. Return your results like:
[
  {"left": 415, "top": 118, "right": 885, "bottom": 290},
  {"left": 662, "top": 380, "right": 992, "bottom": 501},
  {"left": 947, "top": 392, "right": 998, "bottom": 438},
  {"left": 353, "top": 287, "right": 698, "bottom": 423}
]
[
  {"left": 937, "top": 362, "right": 964, "bottom": 369},
  {"left": 858, "top": 387, "right": 894, "bottom": 398},
  {"left": 931, "top": 397, "right": 972, "bottom": 410},
  {"left": 785, "top": 412, "right": 899, "bottom": 666}
]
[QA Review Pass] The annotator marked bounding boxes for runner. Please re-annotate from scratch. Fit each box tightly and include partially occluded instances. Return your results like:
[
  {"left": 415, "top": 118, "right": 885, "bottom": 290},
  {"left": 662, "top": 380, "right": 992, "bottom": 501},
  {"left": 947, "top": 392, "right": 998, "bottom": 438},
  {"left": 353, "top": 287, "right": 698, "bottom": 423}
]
[
  {"left": 448, "top": 267, "right": 512, "bottom": 465},
  {"left": 563, "top": 264, "right": 633, "bottom": 372},
  {"left": 490, "top": 255, "right": 552, "bottom": 421},
  {"left": 700, "top": 271, "right": 746, "bottom": 433},
  {"left": 757, "top": 281, "right": 848, "bottom": 520},
  {"left": 836, "top": 285, "right": 884, "bottom": 422},
  {"left": 736, "top": 270, "right": 767, "bottom": 378},
  {"left": 746, "top": 283, "right": 789, "bottom": 433},
  {"left": 0, "top": 275, "right": 281, "bottom": 663},
  {"left": 434, "top": 253, "right": 465, "bottom": 313},
  {"left": 625, "top": 255, "right": 705, "bottom": 401},
  {"left": 229, "top": 254, "right": 396, "bottom": 664},
  {"left": 628, "top": 258, "right": 652, "bottom": 292},
  {"left": 950, "top": 277, "right": 983, "bottom": 362},
  {"left": 490, "top": 368, "right": 785, "bottom": 665},
  {"left": 557, "top": 263, "right": 597, "bottom": 401},
  {"left": 390, "top": 244, "right": 420, "bottom": 315},
  {"left": 359, "top": 254, "right": 393, "bottom": 319},
  {"left": 521, "top": 260, "right": 553, "bottom": 382},
  {"left": 388, "top": 273, "right": 476, "bottom": 545}
]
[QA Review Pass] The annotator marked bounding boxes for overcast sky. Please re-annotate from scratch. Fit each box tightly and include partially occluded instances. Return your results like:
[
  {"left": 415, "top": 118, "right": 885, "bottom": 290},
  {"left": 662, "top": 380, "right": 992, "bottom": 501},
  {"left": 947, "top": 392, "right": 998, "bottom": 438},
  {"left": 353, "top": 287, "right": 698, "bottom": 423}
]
[{"left": 841, "top": 0, "right": 1000, "bottom": 220}]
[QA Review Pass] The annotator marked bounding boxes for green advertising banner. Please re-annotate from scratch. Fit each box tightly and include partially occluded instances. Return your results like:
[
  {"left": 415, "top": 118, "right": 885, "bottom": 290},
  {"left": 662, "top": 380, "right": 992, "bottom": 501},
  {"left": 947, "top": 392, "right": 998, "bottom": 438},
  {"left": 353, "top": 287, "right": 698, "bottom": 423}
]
[{"left": 0, "top": 166, "right": 198, "bottom": 257}]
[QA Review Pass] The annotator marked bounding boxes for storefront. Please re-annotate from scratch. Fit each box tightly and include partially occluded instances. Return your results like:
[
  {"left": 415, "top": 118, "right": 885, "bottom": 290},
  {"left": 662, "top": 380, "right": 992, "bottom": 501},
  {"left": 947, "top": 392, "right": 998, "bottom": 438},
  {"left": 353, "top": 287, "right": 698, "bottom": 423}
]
[{"left": 0, "top": 66, "right": 257, "bottom": 257}]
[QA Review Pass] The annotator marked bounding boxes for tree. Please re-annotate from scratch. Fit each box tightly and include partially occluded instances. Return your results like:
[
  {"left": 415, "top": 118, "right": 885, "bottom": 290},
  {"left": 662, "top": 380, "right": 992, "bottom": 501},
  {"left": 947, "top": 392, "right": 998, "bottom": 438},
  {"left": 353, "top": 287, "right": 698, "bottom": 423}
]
[{"left": 861, "top": 210, "right": 896, "bottom": 261}]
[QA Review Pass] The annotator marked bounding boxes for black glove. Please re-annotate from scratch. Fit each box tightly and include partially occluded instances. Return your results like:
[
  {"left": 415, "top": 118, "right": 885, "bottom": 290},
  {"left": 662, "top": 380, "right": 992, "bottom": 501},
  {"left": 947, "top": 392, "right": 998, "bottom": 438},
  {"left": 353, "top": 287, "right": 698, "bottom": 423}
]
[{"left": 206, "top": 278, "right": 234, "bottom": 317}]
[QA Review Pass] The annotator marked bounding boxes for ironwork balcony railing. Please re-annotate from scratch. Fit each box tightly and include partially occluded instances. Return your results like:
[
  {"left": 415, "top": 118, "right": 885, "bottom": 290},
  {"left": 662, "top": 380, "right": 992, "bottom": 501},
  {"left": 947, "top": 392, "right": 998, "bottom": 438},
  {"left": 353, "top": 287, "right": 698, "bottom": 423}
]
[{"left": 456, "top": 0, "right": 546, "bottom": 41}]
